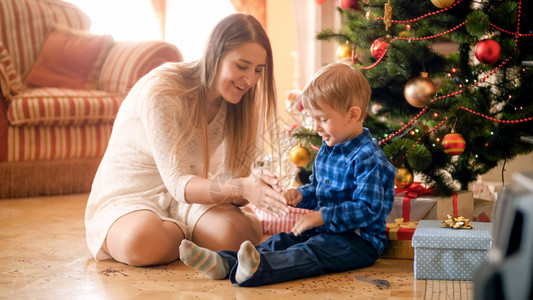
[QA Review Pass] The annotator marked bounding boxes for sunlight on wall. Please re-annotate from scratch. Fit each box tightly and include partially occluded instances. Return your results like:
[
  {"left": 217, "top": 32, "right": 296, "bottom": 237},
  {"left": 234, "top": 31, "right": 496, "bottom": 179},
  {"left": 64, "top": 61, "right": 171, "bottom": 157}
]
[
  {"left": 165, "top": 0, "right": 235, "bottom": 62},
  {"left": 66, "top": 0, "right": 161, "bottom": 40},
  {"left": 65, "top": 0, "right": 235, "bottom": 61}
]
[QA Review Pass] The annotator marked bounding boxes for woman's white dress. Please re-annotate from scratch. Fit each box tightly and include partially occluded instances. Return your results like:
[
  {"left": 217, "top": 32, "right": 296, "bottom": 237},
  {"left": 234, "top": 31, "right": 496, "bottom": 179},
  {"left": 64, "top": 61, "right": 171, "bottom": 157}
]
[{"left": 85, "top": 65, "right": 227, "bottom": 260}]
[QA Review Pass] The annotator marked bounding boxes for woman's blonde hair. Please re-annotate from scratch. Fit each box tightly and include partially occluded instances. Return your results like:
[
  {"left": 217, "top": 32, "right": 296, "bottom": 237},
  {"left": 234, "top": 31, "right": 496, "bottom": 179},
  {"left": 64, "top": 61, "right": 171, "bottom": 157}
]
[
  {"left": 149, "top": 13, "right": 278, "bottom": 178},
  {"left": 302, "top": 63, "right": 371, "bottom": 120}
]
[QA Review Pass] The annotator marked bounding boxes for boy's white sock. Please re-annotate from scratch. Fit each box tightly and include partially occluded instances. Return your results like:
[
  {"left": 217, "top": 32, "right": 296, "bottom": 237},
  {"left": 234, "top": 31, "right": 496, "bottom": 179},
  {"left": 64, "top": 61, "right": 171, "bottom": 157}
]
[
  {"left": 235, "top": 240, "right": 260, "bottom": 284},
  {"left": 179, "top": 240, "right": 229, "bottom": 280}
]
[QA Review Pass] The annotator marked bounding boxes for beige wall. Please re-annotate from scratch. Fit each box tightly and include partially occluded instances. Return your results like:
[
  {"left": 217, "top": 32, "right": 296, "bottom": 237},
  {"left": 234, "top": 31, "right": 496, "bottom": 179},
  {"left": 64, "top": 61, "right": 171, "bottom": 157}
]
[
  {"left": 266, "top": 0, "right": 297, "bottom": 124},
  {"left": 481, "top": 152, "right": 533, "bottom": 183}
]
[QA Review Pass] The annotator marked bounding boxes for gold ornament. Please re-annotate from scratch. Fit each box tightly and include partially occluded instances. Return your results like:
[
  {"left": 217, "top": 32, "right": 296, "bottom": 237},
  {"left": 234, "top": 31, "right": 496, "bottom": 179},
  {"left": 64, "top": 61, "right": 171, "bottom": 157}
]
[
  {"left": 289, "top": 144, "right": 311, "bottom": 167},
  {"left": 337, "top": 42, "right": 353, "bottom": 59},
  {"left": 365, "top": 7, "right": 376, "bottom": 21},
  {"left": 399, "top": 31, "right": 411, "bottom": 38},
  {"left": 383, "top": 0, "right": 392, "bottom": 31},
  {"left": 431, "top": 0, "right": 455, "bottom": 9},
  {"left": 394, "top": 167, "right": 414, "bottom": 188},
  {"left": 403, "top": 72, "right": 436, "bottom": 108}
]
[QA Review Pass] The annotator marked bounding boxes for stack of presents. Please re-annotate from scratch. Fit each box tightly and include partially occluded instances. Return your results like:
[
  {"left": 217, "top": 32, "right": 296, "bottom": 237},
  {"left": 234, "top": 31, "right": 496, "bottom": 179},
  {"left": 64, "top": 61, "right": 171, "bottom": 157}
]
[{"left": 252, "top": 182, "right": 495, "bottom": 281}]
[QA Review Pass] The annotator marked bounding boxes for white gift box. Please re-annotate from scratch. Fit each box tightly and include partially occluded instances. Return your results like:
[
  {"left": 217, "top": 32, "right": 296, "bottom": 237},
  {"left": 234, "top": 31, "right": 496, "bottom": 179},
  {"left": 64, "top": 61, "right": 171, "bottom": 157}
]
[{"left": 412, "top": 220, "right": 493, "bottom": 280}]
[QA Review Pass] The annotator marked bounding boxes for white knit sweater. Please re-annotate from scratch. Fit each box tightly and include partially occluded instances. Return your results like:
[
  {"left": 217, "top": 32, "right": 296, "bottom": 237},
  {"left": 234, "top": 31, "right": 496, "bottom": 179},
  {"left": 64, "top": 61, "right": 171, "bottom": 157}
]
[{"left": 85, "top": 65, "right": 227, "bottom": 259}]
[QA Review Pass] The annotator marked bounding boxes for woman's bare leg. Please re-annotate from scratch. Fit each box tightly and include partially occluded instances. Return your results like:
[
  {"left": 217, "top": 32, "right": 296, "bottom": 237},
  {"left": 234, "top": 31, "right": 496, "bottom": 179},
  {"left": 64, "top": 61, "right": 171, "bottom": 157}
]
[
  {"left": 192, "top": 205, "right": 263, "bottom": 251},
  {"left": 103, "top": 210, "right": 185, "bottom": 266}
]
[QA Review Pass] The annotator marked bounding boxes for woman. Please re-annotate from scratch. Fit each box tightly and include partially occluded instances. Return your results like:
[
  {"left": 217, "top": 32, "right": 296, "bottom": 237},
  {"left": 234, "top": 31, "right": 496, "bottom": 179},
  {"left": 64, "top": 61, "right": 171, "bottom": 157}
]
[{"left": 85, "top": 13, "right": 288, "bottom": 267}]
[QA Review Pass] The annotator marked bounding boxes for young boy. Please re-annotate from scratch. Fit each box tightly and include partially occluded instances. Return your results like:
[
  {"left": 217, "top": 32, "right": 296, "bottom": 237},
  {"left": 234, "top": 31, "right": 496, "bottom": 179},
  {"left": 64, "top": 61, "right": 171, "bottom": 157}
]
[{"left": 179, "top": 63, "right": 397, "bottom": 286}]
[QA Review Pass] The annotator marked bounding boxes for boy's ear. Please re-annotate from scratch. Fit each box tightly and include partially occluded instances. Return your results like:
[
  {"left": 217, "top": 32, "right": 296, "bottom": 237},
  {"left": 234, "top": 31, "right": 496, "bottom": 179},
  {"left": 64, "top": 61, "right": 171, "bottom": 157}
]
[{"left": 349, "top": 106, "right": 362, "bottom": 122}]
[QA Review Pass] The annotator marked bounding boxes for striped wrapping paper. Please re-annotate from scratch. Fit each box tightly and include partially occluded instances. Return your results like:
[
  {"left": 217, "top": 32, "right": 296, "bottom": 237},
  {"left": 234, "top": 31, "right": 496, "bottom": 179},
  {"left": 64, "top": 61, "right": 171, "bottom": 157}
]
[{"left": 251, "top": 205, "right": 313, "bottom": 235}]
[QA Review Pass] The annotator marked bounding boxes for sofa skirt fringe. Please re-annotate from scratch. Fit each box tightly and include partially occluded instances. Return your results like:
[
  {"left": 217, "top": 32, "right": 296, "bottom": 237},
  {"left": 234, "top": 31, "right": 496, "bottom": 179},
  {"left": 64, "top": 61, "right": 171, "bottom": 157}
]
[{"left": 0, "top": 158, "right": 101, "bottom": 199}]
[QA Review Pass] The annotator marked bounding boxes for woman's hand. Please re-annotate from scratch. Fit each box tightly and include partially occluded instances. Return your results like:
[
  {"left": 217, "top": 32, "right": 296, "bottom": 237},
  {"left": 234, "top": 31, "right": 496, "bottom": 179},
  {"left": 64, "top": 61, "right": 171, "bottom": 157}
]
[
  {"left": 291, "top": 211, "right": 324, "bottom": 236},
  {"left": 284, "top": 189, "right": 303, "bottom": 207},
  {"left": 242, "top": 168, "right": 289, "bottom": 217}
]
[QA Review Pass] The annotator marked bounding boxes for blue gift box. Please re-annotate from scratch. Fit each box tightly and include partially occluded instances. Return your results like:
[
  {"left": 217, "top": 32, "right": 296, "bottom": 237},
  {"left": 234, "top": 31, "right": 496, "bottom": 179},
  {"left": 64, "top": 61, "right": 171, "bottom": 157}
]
[{"left": 412, "top": 220, "right": 493, "bottom": 280}]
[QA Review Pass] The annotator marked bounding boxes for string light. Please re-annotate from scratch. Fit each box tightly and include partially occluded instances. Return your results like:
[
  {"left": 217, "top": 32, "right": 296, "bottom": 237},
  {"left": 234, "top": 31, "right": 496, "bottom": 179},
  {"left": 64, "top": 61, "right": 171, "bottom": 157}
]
[
  {"left": 490, "top": 24, "right": 533, "bottom": 37},
  {"left": 363, "top": 21, "right": 468, "bottom": 70},
  {"left": 414, "top": 117, "right": 448, "bottom": 145},
  {"left": 458, "top": 106, "right": 533, "bottom": 124},
  {"left": 378, "top": 57, "right": 514, "bottom": 145}
]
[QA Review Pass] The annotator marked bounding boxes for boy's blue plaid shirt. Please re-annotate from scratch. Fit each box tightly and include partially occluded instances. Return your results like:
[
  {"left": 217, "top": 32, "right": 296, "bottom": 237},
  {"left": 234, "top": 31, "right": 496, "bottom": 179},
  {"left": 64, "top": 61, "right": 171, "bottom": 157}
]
[{"left": 297, "top": 128, "right": 397, "bottom": 254}]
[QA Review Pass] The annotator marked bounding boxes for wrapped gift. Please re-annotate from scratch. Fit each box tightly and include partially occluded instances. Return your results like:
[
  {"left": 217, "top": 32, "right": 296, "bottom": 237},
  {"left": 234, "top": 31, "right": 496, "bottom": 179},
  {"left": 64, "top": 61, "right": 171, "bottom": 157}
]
[
  {"left": 432, "top": 191, "right": 474, "bottom": 221},
  {"left": 385, "top": 218, "right": 417, "bottom": 240},
  {"left": 412, "top": 220, "right": 493, "bottom": 280},
  {"left": 387, "top": 183, "right": 474, "bottom": 222},
  {"left": 387, "top": 183, "right": 434, "bottom": 223},
  {"left": 381, "top": 218, "right": 417, "bottom": 259},
  {"left": 472, "top": 180, "right": 503, "bottom": 202},
  {"left": 251, "top": 205, "right": 312, "bottom": 235}
]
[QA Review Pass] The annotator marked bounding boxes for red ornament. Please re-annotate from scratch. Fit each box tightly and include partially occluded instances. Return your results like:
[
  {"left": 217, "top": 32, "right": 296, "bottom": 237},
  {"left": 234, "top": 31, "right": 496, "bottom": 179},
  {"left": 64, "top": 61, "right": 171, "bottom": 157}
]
[
  {"left": 442, "top": 133, "right": 466, "bottom": 155},
  {"left": 339, "top": 0, "right": 361, "bottom": 11},
  {"left": 475, "top": 39, "right": 501, "bottom": 64},
  {"left": 315, "top": 0, "right": 326, "bottom": 4},
  {"left": 370, "top": 38, "right": 389, "bottom": 59}
]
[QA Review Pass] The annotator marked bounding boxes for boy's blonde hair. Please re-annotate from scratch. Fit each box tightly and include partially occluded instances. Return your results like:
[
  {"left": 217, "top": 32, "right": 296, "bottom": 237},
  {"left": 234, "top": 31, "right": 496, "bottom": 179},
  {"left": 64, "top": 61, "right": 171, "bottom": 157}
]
[{"left": 302, "top": 63, "right": 371, "bottom": 120}]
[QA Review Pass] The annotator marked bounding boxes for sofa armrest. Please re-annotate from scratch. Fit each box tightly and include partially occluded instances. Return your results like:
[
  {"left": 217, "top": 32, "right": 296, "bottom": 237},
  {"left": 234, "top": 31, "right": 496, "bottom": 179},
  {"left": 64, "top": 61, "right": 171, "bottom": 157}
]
[
  {"left": 0, "top": 43, "right": 24, "bottom": 100},
  {"left": 98, "top": 40, "right": 183, "bottom": 93}
]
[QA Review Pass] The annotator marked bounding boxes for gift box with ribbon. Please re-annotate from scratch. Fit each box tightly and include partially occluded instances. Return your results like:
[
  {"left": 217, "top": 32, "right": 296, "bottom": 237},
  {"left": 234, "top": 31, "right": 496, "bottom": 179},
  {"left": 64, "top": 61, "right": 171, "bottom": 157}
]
[
  {"left": 386, "top": 183, "right": 474, "bottom": 223},
  {"left": 381, "top": 218, "right": 417, "bottom": 259},
  {"left": 386, "top": 218, "right": 417, "bottom": 240},
  {"left": 412, "top": 220, "right": 493, "bottom": 280},
  {"left": 433, "top": 191, "right": 474, "bottom": 221},
  {"left": 251, "top": 205, "right": 312, "bottom": 235}
]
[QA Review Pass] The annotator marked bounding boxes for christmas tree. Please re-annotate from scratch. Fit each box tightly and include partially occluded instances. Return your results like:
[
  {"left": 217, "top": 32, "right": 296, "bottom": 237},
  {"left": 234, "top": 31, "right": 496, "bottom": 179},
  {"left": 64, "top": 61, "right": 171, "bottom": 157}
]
[{"left": 313, "top": 0, "right": 533, "bottom": 195}]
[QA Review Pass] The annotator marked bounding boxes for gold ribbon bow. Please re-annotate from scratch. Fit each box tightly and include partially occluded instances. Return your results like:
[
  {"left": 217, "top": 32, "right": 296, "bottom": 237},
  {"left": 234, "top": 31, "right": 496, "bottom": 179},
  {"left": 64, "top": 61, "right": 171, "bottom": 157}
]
[{"left": 442, "top": 215, "right": 472, "bottom": 229}]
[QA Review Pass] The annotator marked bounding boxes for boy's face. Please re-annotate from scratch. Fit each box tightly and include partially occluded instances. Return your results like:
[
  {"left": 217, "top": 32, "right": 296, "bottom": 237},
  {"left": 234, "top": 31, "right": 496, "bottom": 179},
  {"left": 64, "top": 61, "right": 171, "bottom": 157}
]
[{"left": 307, "top": 102, "right": 361, "bottom": 147}]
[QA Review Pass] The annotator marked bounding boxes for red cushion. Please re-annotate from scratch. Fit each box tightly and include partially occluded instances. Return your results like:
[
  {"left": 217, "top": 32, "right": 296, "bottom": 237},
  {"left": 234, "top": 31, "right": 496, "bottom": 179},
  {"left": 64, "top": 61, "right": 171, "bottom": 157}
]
[{"left": 25, "top": 25, "right": 113, "bottom": 90}]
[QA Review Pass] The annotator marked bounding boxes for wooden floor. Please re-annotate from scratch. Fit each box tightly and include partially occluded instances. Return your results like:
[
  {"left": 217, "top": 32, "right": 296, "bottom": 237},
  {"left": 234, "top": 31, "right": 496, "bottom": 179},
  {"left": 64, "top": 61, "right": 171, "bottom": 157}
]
[{"left": 0, "top": 194, "right": 473, "bottom": 299}]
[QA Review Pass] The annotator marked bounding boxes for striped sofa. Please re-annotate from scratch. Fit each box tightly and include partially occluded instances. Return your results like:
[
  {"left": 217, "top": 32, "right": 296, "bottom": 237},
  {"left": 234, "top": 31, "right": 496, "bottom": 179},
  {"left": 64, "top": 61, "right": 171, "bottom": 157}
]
[{"left": 0, "top": 0, "right": 183, "bottom": 198}]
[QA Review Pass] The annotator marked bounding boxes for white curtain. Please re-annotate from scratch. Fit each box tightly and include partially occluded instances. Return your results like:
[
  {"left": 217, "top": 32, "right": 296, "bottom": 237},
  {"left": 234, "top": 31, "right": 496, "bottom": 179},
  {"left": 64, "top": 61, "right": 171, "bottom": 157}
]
[{"left": 290, "top": 0, "right": 340, "bottom": 89}]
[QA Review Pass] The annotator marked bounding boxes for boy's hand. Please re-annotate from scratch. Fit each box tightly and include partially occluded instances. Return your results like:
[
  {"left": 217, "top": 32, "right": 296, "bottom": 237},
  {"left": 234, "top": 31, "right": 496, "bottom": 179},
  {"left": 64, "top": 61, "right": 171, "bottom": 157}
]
[
  {"left": 284, "top": 188, "right": 303, "bottom": 207},
  {"left": 292, "top": 211, "right": 324, "bottom": 236}
]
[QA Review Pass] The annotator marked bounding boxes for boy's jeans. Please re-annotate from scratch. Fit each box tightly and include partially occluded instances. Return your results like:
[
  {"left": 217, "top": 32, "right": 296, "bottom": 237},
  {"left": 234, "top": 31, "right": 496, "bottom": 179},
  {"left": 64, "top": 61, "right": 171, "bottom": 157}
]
[{"left": 218, "top": 229, "right": 379, "bottom": 287}]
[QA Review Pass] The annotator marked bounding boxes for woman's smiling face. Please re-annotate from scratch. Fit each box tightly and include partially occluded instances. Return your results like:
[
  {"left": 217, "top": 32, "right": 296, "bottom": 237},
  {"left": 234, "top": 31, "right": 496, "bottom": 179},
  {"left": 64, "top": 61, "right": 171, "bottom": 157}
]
[{"left": 215, "top": 42, "right": 267, "bottom": 104}]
